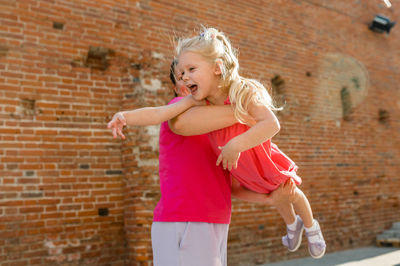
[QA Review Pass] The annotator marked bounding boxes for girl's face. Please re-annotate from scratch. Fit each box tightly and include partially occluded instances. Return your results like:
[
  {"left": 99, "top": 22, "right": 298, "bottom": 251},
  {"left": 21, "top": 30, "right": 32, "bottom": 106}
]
[
  {"left": 173, "top": 71, "right": 190, "bottom": 97},
  {"left": 177, "top": 51, "right": 221, "bottom": 101}
]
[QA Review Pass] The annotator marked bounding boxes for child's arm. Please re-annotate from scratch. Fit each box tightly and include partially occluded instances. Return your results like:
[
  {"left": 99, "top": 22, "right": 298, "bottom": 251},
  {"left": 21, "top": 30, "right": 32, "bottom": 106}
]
[
  {"left": 232, "top": 178, "right": 296, "bottom": 205},
  {"left": 217, "top": 101, "right": 280, "bottom": 170},
  {"left": 169, "top": 105, "right": 237, "bottom": 136},
  {"left": 107, "top": 95, "right": 202, "bottom": 139}
]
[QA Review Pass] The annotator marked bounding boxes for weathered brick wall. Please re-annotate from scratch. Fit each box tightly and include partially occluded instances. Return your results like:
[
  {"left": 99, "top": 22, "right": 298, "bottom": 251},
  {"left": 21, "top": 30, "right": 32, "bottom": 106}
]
[{"left": 0, "top": 0, "right": 399, "bottom": 265}]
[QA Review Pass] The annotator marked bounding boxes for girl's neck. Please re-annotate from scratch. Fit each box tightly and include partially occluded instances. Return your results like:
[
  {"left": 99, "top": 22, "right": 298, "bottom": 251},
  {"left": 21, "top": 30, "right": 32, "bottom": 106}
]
[{"left": 206, "top": 88, "right": 228, "bottom": 105}]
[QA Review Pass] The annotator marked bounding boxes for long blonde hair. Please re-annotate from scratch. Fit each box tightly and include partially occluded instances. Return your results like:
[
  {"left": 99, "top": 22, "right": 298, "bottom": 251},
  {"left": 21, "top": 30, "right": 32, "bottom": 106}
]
[{"left": 176, "top": 27, "right": 280, "bottom": 124}]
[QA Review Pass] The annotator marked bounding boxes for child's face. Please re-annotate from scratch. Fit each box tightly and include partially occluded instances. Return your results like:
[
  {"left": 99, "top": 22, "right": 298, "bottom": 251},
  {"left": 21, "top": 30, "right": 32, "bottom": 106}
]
[
  {"left": 173, "top": 71, "right": 190, "bottom": 97},
  {"left": 177, "top": 51, "right": 221, "bottom": 101}
]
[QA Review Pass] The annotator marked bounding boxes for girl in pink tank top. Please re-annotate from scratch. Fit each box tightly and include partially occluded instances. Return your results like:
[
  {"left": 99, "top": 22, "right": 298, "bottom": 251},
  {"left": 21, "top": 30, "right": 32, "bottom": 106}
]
[
  {"left": 173, "top": 27, "right": 326, "bottom": 259},
  {"left": 108, "top": 27, "right": 326, "bottom": 259}
]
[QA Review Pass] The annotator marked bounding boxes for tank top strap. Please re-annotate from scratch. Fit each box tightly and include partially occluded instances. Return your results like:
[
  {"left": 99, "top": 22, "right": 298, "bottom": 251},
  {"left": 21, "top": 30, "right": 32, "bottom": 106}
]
[
  {"left": 224, "top": 97, "right": 231, "bottom": 105},
  {"left": 206, "top": 97, "right": 231, "bottom": 105}
]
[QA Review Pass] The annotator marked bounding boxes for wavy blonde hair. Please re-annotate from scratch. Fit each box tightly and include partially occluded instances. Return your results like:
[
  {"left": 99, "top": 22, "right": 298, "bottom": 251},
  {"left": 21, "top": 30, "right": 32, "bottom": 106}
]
[{"left": 176, "top": 27, "right": 280, "bottom": 124}]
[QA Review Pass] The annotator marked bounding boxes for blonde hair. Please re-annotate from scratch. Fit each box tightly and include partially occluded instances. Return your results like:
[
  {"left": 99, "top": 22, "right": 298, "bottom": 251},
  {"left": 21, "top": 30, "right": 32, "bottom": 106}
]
[{"left": 176, "top": 27, "right": 280, "bottom": 124}]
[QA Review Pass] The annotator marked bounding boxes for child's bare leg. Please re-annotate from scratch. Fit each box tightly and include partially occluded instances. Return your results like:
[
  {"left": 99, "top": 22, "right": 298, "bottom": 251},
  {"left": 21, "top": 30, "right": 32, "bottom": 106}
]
[
  {"left": 269, "top": 179, "right": 297, "bottom": 224},
  {"left": 291, "top": 187, "right": 326, "bottom": 258},
  {"left": 274, "top": 198, "right": 296, "bottom": 225},
  {"left": 273, "top": 182, "right": 314, "bottom": 253},
  {"left": 275, "top": 193, "right": 303, "bottom": 253},
  {"left": 292, "top": 187, "right": 314, "bottom": 228}
]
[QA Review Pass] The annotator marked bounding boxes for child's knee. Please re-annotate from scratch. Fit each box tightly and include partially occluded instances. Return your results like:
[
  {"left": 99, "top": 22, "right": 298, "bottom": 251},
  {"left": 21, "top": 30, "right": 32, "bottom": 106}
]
[{"left": 293, "top": 188, "right": 305, "bottom": 203}]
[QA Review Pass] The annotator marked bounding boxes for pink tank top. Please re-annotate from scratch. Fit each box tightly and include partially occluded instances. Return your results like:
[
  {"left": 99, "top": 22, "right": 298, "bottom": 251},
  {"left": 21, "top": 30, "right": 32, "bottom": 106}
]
[{"left": 153, "top": 97, "right": 231, "bottom": 223}]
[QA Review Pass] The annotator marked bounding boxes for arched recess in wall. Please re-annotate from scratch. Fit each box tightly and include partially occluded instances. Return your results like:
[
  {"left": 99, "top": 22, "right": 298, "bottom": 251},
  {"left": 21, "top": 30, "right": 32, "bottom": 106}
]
[
  {"left": 271, "top": 74, "right": 286, "bottom": 111},
  {"left": 312, "top": 53, "right": 370, "bottom": 122}
]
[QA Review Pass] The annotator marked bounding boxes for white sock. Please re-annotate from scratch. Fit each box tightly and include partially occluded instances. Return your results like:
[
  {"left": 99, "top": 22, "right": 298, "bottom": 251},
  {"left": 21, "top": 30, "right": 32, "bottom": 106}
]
[
  {"left": 305, "top": 220, "right": 320, "bottom": 243},
  {"left": 286, "top": 216, "right": 298, "bottom": 239}
]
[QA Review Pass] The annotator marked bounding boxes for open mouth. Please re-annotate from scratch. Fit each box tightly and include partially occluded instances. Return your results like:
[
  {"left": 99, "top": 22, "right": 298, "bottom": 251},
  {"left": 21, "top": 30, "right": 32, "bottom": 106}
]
[{"left": 188, "top": 84, "right": 198, "bottom": 94}]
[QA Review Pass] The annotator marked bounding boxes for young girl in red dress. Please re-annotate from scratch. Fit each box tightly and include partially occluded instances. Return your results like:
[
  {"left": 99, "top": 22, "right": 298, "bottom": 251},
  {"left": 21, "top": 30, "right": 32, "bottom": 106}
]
[{"left": 174, "top": 27, "right": 326, "bottom": 259}]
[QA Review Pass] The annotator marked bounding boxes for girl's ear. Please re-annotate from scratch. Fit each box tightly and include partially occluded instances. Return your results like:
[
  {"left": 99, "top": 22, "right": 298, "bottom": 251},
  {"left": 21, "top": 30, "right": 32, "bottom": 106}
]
[{"left": 214, "top": 59, "right": 222, "bottom": 75}]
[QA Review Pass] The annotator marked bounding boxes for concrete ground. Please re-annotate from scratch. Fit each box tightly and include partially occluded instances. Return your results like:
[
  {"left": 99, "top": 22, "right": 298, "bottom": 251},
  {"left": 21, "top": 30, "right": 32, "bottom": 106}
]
[{"left": 264, "top": 246, "right": 400, "bottom": 266}]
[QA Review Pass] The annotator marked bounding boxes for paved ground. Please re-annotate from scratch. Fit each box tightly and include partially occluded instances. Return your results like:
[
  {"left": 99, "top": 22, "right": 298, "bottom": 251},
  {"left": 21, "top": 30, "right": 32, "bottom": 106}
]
[{"left": 264, "top": 246, "right": 400, "bottom": 266}]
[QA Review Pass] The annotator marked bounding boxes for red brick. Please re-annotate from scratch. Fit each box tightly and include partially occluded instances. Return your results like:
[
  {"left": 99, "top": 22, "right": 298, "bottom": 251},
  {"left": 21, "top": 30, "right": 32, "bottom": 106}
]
[{"left": 0, "top": 1, "right": 399, "bottom": 265}]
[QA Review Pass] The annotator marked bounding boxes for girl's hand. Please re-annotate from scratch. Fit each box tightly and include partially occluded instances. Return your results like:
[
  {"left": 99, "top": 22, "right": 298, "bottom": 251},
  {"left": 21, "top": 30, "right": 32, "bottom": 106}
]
[
  {"left": 265, "top": 179, "right": 296, "bottom": 205},
  {"left": 216, "top": 140, "right": 241, "bottom": 171},
  {"left": 107, "top": 112, "right": 127, "bottom": 139}
]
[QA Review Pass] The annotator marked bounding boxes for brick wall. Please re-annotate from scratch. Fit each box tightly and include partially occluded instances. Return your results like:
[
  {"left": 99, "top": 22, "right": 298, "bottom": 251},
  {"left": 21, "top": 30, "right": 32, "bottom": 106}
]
[{"left": 0, "top": 0, "right": 399, "bottom": 265}]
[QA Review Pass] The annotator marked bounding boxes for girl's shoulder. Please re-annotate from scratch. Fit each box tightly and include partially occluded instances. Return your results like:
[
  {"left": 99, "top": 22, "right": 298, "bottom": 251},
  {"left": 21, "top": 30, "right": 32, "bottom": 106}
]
[{"left": 205, "top": 98, "right": 232, "bottom": 105}]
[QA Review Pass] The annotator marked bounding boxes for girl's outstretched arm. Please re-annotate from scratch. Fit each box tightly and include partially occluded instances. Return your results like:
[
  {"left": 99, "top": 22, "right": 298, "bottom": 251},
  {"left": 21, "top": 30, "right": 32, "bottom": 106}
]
[
  {"left": 217, "top": 101, "right": 280, "bottom": 170},
  {"left": 107, "top": 95, "right": 201, "bottom": 139},
  {"left": 169, "top": 105, "right": 237, "bottom": 136}
]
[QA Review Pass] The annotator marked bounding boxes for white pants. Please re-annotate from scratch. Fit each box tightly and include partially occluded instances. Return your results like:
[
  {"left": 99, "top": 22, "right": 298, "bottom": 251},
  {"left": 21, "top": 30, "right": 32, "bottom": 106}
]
[{"left": 151, "top": 222, "right": 229, "bottom": 266}]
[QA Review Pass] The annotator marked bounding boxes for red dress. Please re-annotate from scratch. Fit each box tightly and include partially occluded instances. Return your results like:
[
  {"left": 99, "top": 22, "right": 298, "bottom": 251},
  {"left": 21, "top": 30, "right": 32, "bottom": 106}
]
[{"left": 208, "top": 99, "right": 302, "bottom": 194}]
